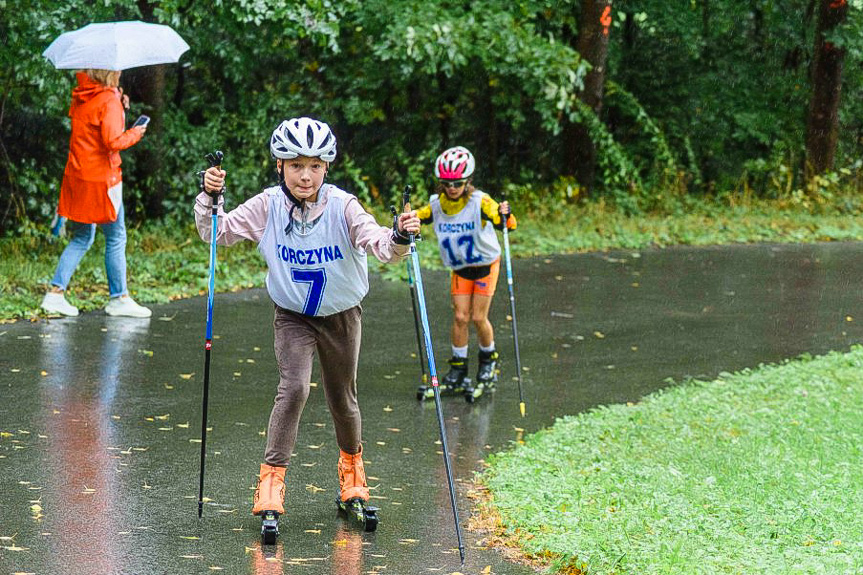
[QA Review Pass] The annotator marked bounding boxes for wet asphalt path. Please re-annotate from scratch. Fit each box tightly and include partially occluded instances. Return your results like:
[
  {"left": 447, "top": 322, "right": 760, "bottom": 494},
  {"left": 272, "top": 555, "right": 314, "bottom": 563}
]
[{"left": 2, "top": 243, "right": 863, "bottom": 574}]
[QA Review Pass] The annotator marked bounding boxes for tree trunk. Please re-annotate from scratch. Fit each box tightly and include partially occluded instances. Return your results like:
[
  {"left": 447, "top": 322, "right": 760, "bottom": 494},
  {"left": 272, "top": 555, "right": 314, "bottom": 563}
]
[
  {"left": 480, "top": 72, "right": 500, "bottom": 190},
  {"left": 128, "top": 0, "right": 167, "bottom": 219},
  {"left": 437, "top": 72, "right": 453, "bottom": 146},
  {"left": 563, "top": 0, "right": 612, "bottom": 196},
  {"left": 702, "top": 0, "right": 711, "bottom": 63},
  {"left": 805, "top": 0, "right": 849, "bottom": 176},
  {"left": 129, "top": 65, "right": 167, "bottom": 219}
]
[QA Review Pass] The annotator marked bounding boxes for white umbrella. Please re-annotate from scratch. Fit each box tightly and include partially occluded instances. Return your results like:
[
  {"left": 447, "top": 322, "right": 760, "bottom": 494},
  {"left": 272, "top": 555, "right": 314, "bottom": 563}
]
[{"left": 43, "top": 21, "right": 189, "bottom": 71}]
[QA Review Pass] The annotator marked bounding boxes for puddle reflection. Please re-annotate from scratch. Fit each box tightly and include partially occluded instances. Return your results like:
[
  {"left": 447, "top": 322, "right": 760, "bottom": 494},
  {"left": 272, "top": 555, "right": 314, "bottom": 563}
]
[{"left": 38, "top": 317, "right": 150, "bottom": 573}]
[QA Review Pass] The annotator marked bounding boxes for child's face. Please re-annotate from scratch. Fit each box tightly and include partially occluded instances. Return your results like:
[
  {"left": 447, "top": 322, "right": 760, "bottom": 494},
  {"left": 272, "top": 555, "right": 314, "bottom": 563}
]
[
  {"left": 441, "top": 179, "right": 467, "bottom": 200},
  {"left": 280, "top": 156, "right": 328, "bottom": 201}
]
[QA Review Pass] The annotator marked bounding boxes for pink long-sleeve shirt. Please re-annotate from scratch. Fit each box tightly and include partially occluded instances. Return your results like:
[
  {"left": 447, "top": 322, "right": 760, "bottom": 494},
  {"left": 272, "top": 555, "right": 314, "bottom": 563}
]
[{"left": 194, "top": 185, "right": 409, "bottom": 262}]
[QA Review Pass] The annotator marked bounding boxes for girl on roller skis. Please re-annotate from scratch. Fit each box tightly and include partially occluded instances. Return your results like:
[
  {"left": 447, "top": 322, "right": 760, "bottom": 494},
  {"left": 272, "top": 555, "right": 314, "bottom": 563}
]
[
  {"left": 415, "top": 146, "right": 516, "bottom": 399},
  {"left": 195, "top": 117, "right": 420, "bottom": 531}
]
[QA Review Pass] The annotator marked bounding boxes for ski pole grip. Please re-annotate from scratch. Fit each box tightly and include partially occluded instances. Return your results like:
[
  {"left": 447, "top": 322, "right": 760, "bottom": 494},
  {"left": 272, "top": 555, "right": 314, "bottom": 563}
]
[
  {"left": 204, "top": 150, "right": 225, "bottom": 214},
  {"left": 205, "top": 150, "right": 224, "bottom": 170},
  {"left": 402, "top": 185, "right": 415, "bottom": 242},
  {"left": 402, "top": 185, "right": 412, "bottom": 213},
  {"left": 205, "top": 150, "right": 224, "bottom": 191}
]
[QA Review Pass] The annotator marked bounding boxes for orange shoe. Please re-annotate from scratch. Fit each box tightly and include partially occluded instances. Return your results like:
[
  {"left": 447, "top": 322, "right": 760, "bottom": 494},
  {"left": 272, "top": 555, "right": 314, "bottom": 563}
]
[
  {"left": 252, "top": 463, "right": 286, "bottom": 516},
  {"left": 337, "top": 446, "right": 369, "bottom": 503}
]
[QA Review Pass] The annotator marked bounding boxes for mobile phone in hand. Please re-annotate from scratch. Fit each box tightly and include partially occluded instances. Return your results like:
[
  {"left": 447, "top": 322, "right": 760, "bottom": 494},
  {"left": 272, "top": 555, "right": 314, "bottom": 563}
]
[{"left": 132, "top": 115, "right": 150, "bottom": 128}]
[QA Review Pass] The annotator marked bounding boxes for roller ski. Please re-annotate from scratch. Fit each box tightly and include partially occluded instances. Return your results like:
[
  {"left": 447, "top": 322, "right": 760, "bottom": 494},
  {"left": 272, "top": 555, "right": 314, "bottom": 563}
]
[
  {"left": 252, "top": 463, "right": 286, "bottom": 545},
  {"left": 465, "top": 350, "right": 499, "bottom": 403},
  {"left": 417, "top": 356, "right": 469, "bottom": 400},
  {"left": 335, "top": 447, "right": 378, "bottom": 532}
]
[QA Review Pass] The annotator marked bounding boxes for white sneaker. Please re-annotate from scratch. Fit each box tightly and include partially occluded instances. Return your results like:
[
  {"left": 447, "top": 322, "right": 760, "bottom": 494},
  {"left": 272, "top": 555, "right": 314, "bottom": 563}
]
[
  {"left": 41, "top": 292, "right": 79, "bottom": 317},
  {"left": 105, "top": 295, "right": 152, "bottom": 318}
]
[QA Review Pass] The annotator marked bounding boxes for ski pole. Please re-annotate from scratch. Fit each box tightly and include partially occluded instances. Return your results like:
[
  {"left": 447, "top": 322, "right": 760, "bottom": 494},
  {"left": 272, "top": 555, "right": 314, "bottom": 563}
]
[
  {"left": 500, "top": 196, "right": 526, "bottom": 417},
  {"left": 393, "top": 206, "right": 429, "bottom": 388},
  {"left": 198, "top": 150, "right": 224, "bottom": 518},
  {"left": 402, "top": 185, "right": 466, "bottom": 564},
  {"left": 407, "top": 261, "right": 428, "bottom": 386}
]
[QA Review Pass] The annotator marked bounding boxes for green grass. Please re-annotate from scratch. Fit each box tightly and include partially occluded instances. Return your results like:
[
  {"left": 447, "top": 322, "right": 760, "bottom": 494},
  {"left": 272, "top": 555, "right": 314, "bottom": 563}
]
[
  {"left": 477, "top": 347, "right": 863, "bottom": 574},
  {"left": 3, "top": 195, "right": 863, "bottom": 321}
]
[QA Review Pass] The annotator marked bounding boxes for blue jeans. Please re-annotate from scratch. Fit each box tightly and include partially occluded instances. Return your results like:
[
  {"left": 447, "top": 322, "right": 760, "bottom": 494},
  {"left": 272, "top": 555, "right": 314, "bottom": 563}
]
[{"left": 51, "top": 203, "right": 128, "bottom": 298}]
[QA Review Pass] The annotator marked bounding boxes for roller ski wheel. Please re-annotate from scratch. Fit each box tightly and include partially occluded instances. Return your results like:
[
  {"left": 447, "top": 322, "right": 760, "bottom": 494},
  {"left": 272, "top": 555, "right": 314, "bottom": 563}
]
[
  {"left": 260, "top": 510, "right": 280, "bottom": 544},
  {"left": 416, "top": 378, "right": 472, "bottom": 401},
  {"left": 464, "top": 379, "right": 496, "bottom": 403},
  {"left": 336, "top": 496, "right": 379, "bottom": 532},
  {"left": 416, "top": 356, "right": 469, "bottom": 401},
  {"left": 417, "top": 384, "right": 432, "bottom": 401}
]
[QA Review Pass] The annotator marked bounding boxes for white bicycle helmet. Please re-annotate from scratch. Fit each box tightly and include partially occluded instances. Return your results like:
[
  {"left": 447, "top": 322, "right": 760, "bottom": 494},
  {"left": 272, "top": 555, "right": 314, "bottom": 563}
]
[
  {"left": 434, "top": 146, "right": 475, "bottom": 179},
  {"left": 270, "top": 117, "right": 337, "bottom": 162}
]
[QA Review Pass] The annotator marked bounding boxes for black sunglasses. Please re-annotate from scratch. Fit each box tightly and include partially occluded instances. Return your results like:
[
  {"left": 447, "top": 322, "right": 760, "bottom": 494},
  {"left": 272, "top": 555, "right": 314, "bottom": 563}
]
[{"left": 441, "top": 179, "right": 467, "bottom": 188}]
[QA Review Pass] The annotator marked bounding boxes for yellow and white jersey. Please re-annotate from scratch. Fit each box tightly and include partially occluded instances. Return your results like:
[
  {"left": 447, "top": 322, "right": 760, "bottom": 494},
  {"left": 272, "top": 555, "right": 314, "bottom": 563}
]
[{"left": 425, "top": 190, "right": 502, "bottom": 270}]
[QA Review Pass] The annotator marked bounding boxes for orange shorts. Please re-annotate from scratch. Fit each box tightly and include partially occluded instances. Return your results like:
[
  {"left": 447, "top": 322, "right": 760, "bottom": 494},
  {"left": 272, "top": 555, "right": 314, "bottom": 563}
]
[{"left": 450, "top": 259, "right": 500, "bottom": 297}]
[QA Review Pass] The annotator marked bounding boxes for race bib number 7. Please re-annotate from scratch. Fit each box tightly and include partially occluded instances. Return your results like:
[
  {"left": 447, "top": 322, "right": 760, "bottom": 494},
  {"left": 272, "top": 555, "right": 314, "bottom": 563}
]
[{"left": 291, "top": 268, "right": 327, "bottom": 315}]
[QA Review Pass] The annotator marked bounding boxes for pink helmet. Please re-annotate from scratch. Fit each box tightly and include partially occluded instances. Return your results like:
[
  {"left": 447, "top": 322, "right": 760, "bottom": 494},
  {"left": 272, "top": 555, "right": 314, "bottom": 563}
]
[{"left": 434, "top": 146, "right": 475, "bottom": 179}]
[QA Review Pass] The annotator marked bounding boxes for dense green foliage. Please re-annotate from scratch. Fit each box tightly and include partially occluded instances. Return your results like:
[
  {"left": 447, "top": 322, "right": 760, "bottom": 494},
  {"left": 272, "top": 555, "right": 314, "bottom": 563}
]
[
  {"left": 1, "top": 1, "right": 863, "bottom": 234},
  {"left": 479, "top": 346, "right": 863, "bottom": 573}
]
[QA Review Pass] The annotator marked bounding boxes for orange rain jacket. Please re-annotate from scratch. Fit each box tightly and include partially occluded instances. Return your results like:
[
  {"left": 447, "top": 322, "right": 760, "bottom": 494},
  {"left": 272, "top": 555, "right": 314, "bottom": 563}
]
[{"left": 58, "top": 72, "right": 142, "bottom": 224}]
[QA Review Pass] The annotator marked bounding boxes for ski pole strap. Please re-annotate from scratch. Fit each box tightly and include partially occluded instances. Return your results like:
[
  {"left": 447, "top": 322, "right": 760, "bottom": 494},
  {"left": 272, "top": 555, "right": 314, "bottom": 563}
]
[{"left": 390, "top": 205, "right": 410, "bottom": 245}]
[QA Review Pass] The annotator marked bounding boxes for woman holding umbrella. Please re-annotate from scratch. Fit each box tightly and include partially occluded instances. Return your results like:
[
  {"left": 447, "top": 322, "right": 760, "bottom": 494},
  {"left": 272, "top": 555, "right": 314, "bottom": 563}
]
[
  {"left": 40, "top": 21, "right": 189, "bottom": 317},
  {"left": 40, "top": 68, "right": 151, "bottom": 317}
]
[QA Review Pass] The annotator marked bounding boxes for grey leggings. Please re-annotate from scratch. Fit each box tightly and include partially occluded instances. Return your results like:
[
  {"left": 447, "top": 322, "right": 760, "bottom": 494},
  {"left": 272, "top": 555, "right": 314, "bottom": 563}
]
[{"left": 264, "top": 304, "right": 363, "bottom": 466}]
